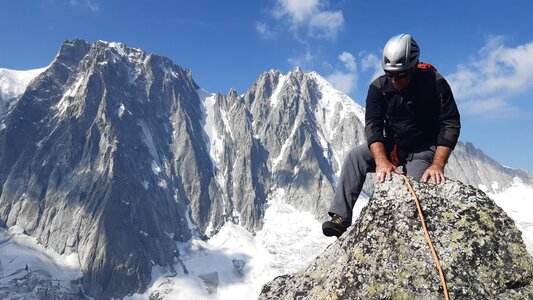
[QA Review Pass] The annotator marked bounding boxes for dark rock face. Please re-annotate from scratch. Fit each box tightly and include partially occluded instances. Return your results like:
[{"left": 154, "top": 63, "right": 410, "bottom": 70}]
[
  {"left": 259, "top": 176, "right": 533, "bottom": 299},
  {"left": 0, "top": 40, "right": 208, "bottom": 299}
]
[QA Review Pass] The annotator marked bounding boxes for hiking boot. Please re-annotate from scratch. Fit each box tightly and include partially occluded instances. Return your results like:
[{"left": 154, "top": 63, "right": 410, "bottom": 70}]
[{"left": 322, "top": 214, "right": 349, "bottom": 238}]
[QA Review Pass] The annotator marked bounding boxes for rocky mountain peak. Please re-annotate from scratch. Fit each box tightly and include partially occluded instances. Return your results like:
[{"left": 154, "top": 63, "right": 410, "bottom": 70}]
[
  {"left": 227, "top": 88, "right": 238, "bottom": 98},
  {"left": 447, "top": 141, "right": 533, "bottom": 193},
  {"left": 54, "top": 39, "right": 91, "bottom": 69},
  {"left": 292, "top": 66, "right": 303, "bottom": 74},
  {"left": 0, "top": 39, "right": 207, "bottom": 299},
  {"left": 260, "top": 176, "right": 533, "bottom": 299}
]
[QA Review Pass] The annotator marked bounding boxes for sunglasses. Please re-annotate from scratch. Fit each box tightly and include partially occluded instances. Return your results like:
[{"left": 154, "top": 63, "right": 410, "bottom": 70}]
[{"left": 385, "top": 70, "right": 410, "bottom": 79}]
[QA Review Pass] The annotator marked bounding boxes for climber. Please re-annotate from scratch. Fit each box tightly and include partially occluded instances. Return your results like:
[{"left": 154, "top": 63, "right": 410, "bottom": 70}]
[{"left": 322, "top": 34, "right": 461, "bottom": 238}]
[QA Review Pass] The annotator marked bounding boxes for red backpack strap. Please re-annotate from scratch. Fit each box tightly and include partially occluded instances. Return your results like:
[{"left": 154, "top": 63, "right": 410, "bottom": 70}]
[{"left": 418, "top": 62, "right": 437, "bottom": 72}]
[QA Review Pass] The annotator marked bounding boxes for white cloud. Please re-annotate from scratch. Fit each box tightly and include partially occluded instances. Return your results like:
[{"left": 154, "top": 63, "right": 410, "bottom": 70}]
[
  {"left": 272, "top": 0, "right": 344, "bottom": 40},
  {"left": 447, "top": 36, "right": 533, "bottom": 116},
  {"left": 326, "top": 51, "right": 357, "bottom": 94},
  {"left": 459, "top": 97, "right": 520, "bottom": 119},
  {"left": 256, "top": 22, "right": 277, "bottom": 39},
  {"left": 361, "top": 52, "right": 383, "bottom": 82},
  {"left": 288, "top": 51, "right": 314, "bottom": 69},
  {"left": 326, "top": 71, "right": 356, "bottom": 95},
  {"left": 339, "top": 51, "right": 356, "bottom": 72},
  {"left": 69, "top": 0, "right": 99, "bottom": 12},
  {"left": 308, "top": 10, "right": 344, "bottom": 39},
  {"left": 273, "top": 0, "right": 319, "bottom": 23}
]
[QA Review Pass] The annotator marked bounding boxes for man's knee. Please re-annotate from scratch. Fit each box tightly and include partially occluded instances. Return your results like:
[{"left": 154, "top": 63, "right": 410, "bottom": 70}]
[
  {"left": 346, "top": 144, "right": 372, "bottom": 164},
  {"left": 406, "top": 164, "right": 428, "bottom": 180},
  {"left": 405, "top": 148, "right": 435, "bottom": 180},
  {"left": 340, "top": 144, "right": 375, "bottom": 176}
]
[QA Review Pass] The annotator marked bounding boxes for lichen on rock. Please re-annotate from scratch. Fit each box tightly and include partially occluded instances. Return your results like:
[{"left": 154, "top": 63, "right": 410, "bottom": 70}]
[{"left": 259, "top": 176, "right": 533, "bottom": 299}]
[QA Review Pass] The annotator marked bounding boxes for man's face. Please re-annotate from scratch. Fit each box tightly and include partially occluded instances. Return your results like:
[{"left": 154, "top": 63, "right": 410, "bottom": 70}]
[{"left": 385, "top": 68, "right": 414, "bottom": 90}]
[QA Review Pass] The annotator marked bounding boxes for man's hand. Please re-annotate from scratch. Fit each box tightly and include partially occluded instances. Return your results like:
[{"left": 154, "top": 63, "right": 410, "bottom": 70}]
[
  {"left": 375, "top": 159, "right": 404, "bottom": 183},
  {"left": 370, "top": 142, "right": 404, "bottom": 183},
  {"left": 422, "top": 145, "right": 453, "bottom": 185},
  {"left": 421, "top": 163, "right": 445, "bottom": 185}
]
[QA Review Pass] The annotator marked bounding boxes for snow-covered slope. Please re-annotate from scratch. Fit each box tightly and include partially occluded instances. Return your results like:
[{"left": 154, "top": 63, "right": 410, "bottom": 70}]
[
  {"left": 489, "top": 178, "right": 533, "bottom": 254},
  {"left": 0, "top": 67, "right": 47, "bottom": 99},
  {"left": 0, "top": 67, "right": 48, "bottom": 116},
  {"left": 125, "top": 190, "right": 369, "bottom": 299},
  {"left": 0, "top": 226, "right": 83, "bottom": 299}
]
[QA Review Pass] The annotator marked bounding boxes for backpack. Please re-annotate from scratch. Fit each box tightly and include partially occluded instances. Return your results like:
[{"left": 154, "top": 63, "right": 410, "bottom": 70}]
[{"left": 417, "top": 62, "right": 437, "bottom": 72}]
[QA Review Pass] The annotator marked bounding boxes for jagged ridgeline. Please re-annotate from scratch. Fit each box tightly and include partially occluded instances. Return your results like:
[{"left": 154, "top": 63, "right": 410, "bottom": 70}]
[
  {"left": 260, "top": 177, "right": 533, "bottom": 299},
  {"left": 0, "top": 40, "right": 532, "bottom": 299}
]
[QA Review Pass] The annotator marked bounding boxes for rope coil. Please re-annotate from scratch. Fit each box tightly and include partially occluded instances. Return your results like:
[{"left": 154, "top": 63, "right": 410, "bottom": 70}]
[{"left": 401, "top": 175, "right": 450, "bottom": 300}]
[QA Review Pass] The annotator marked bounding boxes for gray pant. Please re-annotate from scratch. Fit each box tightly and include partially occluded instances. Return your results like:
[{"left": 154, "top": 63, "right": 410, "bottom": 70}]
[{"left": 328, "top": 144, "right": 435, "bottom": 223}]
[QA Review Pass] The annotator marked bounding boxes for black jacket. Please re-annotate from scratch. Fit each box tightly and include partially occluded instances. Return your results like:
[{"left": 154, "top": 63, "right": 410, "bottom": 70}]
[{"left": 365, "top": 68, "right": 461, "bottom": 153}]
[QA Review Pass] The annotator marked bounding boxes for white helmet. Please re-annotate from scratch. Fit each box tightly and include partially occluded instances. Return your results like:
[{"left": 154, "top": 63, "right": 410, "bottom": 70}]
[{"left": 382, "top": 34, "right": 420, "bottom": 72}]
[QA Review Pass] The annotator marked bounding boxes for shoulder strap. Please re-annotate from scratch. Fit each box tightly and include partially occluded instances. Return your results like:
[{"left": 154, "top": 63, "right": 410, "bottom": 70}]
[{"left": 418, "top": 62, "right": 444, "bottom": 101}]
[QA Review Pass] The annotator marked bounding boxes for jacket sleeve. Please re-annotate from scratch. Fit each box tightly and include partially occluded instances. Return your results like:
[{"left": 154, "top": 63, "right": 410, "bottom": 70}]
[
  {"left": 365, "top": 79, "right": 387, "bottom": 147},
  {"left": 436, "top": 76, "right": 461, "bottom": 149}
]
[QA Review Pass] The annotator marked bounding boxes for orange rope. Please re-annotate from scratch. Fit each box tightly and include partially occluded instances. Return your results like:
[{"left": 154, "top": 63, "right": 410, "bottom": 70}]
[{"left": 401, "top": 175, "right": 450, "bottom": 300}]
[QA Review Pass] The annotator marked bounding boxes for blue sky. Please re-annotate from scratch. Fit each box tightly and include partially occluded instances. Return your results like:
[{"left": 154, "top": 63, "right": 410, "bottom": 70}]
[{"left": 1, "top": 0, "right": 532, "bottom": 173}]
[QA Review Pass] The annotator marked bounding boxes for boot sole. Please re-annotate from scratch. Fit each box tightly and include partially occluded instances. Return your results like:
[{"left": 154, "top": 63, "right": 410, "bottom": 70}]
[{"left": 322, "top": 223, "right": 345, "bottom": 238}]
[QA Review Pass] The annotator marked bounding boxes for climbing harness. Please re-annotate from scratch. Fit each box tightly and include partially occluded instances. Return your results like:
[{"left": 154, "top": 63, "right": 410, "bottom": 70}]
[{"left": 401, "top": 174, "right": 450, "bottom": 300}]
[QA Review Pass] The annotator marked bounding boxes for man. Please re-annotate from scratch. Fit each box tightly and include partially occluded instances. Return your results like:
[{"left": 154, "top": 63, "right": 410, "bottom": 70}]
[{"left": 322, "top": 34, "right": 461, "bottom": 238}]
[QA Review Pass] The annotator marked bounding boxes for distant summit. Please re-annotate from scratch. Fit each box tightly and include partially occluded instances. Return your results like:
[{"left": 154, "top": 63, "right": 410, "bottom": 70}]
[{"left": 0, "top": 39, "right": 198, "bottom": 299}]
